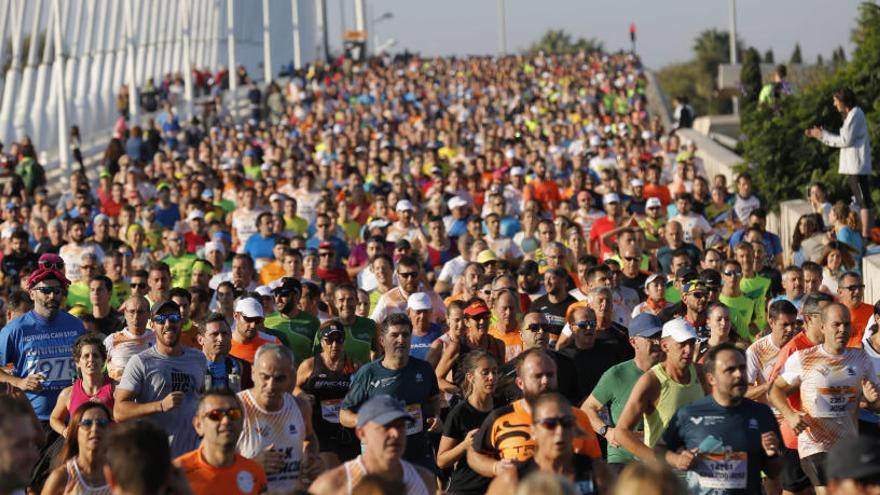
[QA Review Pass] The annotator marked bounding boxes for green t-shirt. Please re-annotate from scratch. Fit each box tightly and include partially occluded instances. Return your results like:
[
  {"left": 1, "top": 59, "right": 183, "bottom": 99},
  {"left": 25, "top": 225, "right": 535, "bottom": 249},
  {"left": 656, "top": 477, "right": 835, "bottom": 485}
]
[
  {"left": 311, "top": 316, "right": 377, "bottom": 365},
  {"left": 111, "top": 281, "right": 130, "bottom": 310},
  {"left": 590, "top": 360, "right": 644, "bottom": 464},
  {"left": 740, "top": 275, "right": 770, "bottom": 331},
  {"left": 284, "top": 216, "right": 309, "bottom": 237},
  {"left": 719, "top": 293, "right": 757, "bottom": 342},
  {"left": 163, "top": 253, "right": 197, "bottom": 289},
  {"left": 264, "top": 311, "right": 320, "bottom": 363},
  {"left": 66, "top": 281, "right": 91, "bottom": 311},
  {"left": 665, "top": 285, "right": 682, "bottom": 304}
]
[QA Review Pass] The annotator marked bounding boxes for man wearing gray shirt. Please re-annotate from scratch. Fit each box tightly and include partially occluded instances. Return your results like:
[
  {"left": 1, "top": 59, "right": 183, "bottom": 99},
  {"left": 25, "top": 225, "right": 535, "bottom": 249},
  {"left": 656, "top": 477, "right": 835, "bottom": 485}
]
[{"left": 114, "top": 300, "right": 206, "bottom": 457}]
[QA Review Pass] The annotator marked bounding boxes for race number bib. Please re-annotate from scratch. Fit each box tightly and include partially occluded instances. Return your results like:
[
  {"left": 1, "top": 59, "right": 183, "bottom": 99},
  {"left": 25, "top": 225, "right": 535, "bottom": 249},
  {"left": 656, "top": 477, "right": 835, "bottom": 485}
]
[
  {"left": 26, "top": 357, "right": 73, "bottom": 385},
  {"left": 320, "top": 399, "right": 342, "bottom": 424},
  {"left": 405, "top": 404, "right": 423, "bottom": 436},
  {"left": 696, "top": 452, "right": 748, "bottom": 490},
  {"left": 814, "top": 386, "right": 857, "bottom": 418}
]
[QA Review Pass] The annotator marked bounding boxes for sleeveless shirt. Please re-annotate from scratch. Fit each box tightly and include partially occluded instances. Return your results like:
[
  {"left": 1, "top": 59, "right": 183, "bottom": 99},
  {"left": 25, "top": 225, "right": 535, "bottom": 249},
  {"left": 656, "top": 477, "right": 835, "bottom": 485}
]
[
  {"left": 68, "top": 378, "right": 114, "bottom": 418},
  {"left": 643, "top": 362, "right": 704, "bottom": 448},
  {"left": 343, "top": 456, "right": 430, "bottom": 495},
  {"left": 237, "top": 389, "right": 306, "bottom": 491},
  {"left": 300, "top": 355, "right": 356, "bottom": 440},
  {"left": 63, "top": 458, "right": 111, "bottom": 495}
]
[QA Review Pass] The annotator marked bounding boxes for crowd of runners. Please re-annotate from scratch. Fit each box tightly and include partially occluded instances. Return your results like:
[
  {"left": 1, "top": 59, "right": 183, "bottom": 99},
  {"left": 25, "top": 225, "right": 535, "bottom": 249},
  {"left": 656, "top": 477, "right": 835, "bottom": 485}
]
[{"left": 0, "top": 50, "right": 878, "bottom": 495}]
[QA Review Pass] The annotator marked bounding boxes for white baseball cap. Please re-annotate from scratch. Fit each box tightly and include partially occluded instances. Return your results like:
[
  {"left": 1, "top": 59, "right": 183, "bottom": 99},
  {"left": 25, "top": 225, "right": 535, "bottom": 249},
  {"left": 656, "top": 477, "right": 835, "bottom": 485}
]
[
  {"left": 234, "top": 297, "right": 264, "bottom": 318},
  {"left": 510, "top": 166, "right": 525, "bottom": 176},
  {"left": 407, "top": 292, "right": 433, "bottom": 311},
  {"left": 204, "top": 241, "right": 225, "bottom": 255},
  {"left": 646, "top": 197, "right": 662, "bottom": 208},
  {"left": 255, "top": 285, "right": 273, "bottom": 297},
  {"left": 448, "top": 196, "right": 468, "bottom": 210},
  {"left": 396, "top": 199, "right": 414, "bottom": 212},
  {"left": 602, "top": 193, "right": 621, "bottom": 205},
  {"left": 661, "top": 318, "right": 697, "bottom": 343},
  {"left": 186, "top": 210, "right": 204, "bottom": 222},
  {"left": 269, "top": 193, "right": 286, "bottom": 202},
  {"left": 630, "top": 178, "right": 644, "bottom": 188}
]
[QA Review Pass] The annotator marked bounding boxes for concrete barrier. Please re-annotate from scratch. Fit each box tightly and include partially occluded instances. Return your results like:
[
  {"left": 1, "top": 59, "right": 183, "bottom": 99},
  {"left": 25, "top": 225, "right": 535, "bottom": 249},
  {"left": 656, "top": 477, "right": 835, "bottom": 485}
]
[
  {"left": 674, "top": 128, "right": 742, "bottom": 186},
  {"left": 644, "top": 70, "right": 674, "bottom": 131},
  {"left": 864, "top": 254, "right": 880, "bottom": 307},
  {"left": 777, "top": 200, "right": 814, "bottom": 264}
]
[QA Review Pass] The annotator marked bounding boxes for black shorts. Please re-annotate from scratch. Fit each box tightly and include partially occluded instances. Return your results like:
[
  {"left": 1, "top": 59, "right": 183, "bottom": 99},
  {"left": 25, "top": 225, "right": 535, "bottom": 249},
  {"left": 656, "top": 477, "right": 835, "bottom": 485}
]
[
  {"left": 847, "top": 174, "right": 873, "bottom": 209},
  {"left": 781, "top": 447, "right": 811, "bottom": 492},
  {"left": 800, "top": 452, "right": 829, "bottom": 488}
]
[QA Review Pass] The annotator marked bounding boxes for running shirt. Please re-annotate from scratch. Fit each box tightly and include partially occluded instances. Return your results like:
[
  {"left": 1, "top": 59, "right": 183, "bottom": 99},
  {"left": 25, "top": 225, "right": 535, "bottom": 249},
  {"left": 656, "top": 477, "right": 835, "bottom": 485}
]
[
  {"left": 163, "top": 254, "right": 197, "bottom": 289},
  {"left": 264, "top": 311, "right": 319, "bottom": 364},
  {"left": 442, "top": 400, "right": 492, "bottom": 495},
  {"left": 237, "top": 389, "right": 306, "bottom": 491},
  {"left": 745, "top": 335, "right": 781, "bottom": 414},
  {"left": 778, "top": 346, "right": 880, "bottom": 458},
  {"left": 488, "top": 323, "right": 524, "bottom": 363},
  {"left": 68, "top": 377, "right": 114, "bottom": 418},
  {"left": 643, "top": 363, "right": 705, "bottom": 448},
  {"left": 516, "top": 455, "right": 598, "bottom": 494},
  {"left": 300, "top": 355, "right": 358, "bottom": 457},
  {"left": 473, "top": 399, "right": 601, "bottom": 463},
  {"left": 231, "top": 208, "right": 265, "bottom": 248},
  {"left": 0, "top": 310, "right": 86, "bottom": 419},
  {"left": 719, "top": 294, "right": 757, "bottom": 343},
  {"left": 230, "top": 332, "right": 281, "bottom": 364},
  {"left": 342, "top": 456, "right": 430, "bottom": 495},
  {"left": 768, "top": 331, "right": 818, "bottom": 450},
  {"left": 104, "top": 328, "right": 156, "bottom": 382},
  {"left": 662, "top": 395, "right": 781, "bottom": 495},
  {"left": 590, "top": 360, "right": 645, "bottom": 464},
  {"left": 63, "top": 458, "right": 112, "bottom": 495},
  {"left": 740, "top": 276, "right": 770, "bottom": 332},
  {"left": 59, "top": 242, "right": 105, "bottom": 283},
  {"left": 176, "top": 448, "right": 268, "bottom": 495},
  {"left": 370, "top": 287, "right": 446, "bottom": 325},
  {"left": 409, "top": 324, "right": 444, "bottom": 361}
]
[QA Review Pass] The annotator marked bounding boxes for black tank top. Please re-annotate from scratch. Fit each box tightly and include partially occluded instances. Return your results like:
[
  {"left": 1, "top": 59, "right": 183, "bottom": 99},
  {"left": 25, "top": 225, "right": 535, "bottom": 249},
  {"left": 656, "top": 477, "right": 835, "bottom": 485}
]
[{"left": 301, "top": 355, "right": 356, "bottom": 440}]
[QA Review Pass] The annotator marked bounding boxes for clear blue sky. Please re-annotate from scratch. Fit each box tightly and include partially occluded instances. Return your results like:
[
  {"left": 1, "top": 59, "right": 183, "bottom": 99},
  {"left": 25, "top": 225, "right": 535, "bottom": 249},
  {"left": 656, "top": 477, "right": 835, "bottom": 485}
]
[{"left": 328, "top": 0, "right": 862, "bottom": 68}]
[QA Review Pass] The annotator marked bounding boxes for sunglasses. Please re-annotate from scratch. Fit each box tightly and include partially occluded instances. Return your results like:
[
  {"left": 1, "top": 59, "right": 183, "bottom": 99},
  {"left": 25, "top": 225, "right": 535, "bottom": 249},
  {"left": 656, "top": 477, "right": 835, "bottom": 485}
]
[
  {"left": 623, "top": 256, "right": 639, "bottom": 262},
  {"left": 204, "top": 408, "right": 243, "bottom": 422},
  {"left": 398, "top": 271, "right": 418, "bottom": 279},
  {"left": 722, "top": 270, "right": 742, "bottom": 277},
  {"left": 469, "top": 314, "right": 490, "bottom": 323},
  {"left": 841, "top": 284, "right": 865, "bottom": 291},
  {"left": 574, "top": 320, "right": 597, "bottom": 330},
  {"left": 319, "top": 252, "right": 333, "bottom": 258},
  {"left": 242, "top": 316, "right": 264, "bottom": 324},
  {"left": 34, "top": 286, "right": 64, "bottom": 295},
  {"left": 316, "top": 223, "right": 332, "bottom": 229},
  {"left": 525, "top": 323, "right": 549, "bottom": 333},
  {"left": 535, "top": 416, "right": 575, "bottom": 430},
  {"left": 130, "top": 283, "right": 147, "bottom": 289},
  {"left": 152, "top": 314, "right": 182, "bottom": 324},
  {"left": 39, "top": 261, "right": 64, "bottom": 270},
  {"left": 689, "top": 292, "right": 708, "bottom": 299},
  {"left": 81, "top": 265, "right": 97, "bottom": 271},
  {"left": 80, "top": 418, "right": 111, "bottom": 429}
]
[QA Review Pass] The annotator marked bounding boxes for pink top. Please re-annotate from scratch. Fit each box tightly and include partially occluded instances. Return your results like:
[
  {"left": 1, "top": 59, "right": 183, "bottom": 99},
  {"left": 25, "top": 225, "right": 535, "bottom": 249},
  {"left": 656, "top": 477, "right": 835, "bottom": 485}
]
[{"left": 68, "top": 377, "right": 114, "bottom": 418}]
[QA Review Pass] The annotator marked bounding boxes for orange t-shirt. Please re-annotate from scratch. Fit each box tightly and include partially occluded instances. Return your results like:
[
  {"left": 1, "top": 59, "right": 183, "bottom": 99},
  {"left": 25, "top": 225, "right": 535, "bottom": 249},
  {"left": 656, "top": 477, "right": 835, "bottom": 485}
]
[
  {"left": 230, "top": 332, "right": 281, "bottom": 364},
  {"left": 848, "top": 302, "right": 873, "bottom": 347},
  {"left": 176, "top": 448, "right": 268, "bottom": 495},
  {"left": 489, "top": 323, "right": 524, "bottom": 363},
  {"left": 524, "top": 180, "right": 562, "bottom": 213},
  {"left": 643, "top": 184, "right": 672, "bottom": 208}
]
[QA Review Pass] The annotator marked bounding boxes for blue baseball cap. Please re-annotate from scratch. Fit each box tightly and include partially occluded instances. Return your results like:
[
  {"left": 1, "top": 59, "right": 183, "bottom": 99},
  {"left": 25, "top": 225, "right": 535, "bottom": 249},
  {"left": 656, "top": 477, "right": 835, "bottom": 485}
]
[
  {"left": 355, "top": 395, "right": 413, "bottom": 429},
  {"left": 212, "top": 231, "right": 232, "bottom": 242},
  {"left": 628, "top": 313, "right": 663, "bottom": 338}
]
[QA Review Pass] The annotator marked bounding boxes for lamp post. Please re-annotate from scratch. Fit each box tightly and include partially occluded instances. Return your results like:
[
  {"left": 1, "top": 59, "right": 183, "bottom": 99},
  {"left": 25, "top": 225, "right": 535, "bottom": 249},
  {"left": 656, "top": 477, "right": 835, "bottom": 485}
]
[{"left": 371, "top": 11, "right": 393, "bottom": 55}]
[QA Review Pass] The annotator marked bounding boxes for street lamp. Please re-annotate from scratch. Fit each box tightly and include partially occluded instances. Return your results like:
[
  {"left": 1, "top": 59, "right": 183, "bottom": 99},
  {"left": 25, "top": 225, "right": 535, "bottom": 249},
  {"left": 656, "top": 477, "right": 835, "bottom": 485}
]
[{"left": 371, "top": 11, "right": 393, "bottom": 54}]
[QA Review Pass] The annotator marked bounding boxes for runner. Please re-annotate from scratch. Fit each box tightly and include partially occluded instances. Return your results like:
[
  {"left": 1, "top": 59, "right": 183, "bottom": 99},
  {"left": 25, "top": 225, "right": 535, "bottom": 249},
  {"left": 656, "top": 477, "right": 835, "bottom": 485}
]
[
  {"left": 237, "top": 344, "right": 320, "bottom": 491},
  {"left": 309, "top": 395, "right": 437, "bottom": 494},
  {"left": 581, "top": 313, "right": 665, "bottom": 473},
  {"left": 770, "top": 303, "right": 880, "bottom": 494},
  {"left": 658, "top": 343, "right": 783, "bottom": 494},
  {"left": 175, "top": 389, "right": 268, "bottom": 494}
]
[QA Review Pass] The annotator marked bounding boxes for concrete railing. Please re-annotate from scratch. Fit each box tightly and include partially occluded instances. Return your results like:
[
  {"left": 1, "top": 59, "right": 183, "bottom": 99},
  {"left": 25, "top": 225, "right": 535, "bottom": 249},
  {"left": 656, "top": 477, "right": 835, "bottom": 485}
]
[
  {"left": 644, "top": 70, "right": 674, "bottom": 131},
  {"left": 776, "top": 200, "right": 814, "bottom": 264},
  {"left": 674, "top": 128, "right": 742, "bottom": 186}
]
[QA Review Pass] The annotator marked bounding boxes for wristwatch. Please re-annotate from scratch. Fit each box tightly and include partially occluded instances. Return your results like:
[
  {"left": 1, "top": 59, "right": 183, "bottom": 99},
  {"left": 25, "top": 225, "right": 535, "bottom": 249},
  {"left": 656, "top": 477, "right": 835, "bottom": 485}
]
[{"left": 598, "top": 425, "right": 609, "bottom": 437}]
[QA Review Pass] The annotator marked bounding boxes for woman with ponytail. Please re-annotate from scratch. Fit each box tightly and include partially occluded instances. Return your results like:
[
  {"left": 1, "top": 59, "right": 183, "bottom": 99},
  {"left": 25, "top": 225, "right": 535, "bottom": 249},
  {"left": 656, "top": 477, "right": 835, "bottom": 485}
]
[{"left": 437, "top": 350, "right": 498, "bottom": 494}]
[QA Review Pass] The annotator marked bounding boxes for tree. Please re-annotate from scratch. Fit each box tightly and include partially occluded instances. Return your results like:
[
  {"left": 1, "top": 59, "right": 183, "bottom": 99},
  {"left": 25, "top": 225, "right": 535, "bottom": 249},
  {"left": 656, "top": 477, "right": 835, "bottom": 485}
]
[
  {"left": 526, "top": 29, "right": 603, "bottom": 55},
  {"left": 763, "top": 49, "right": 775, "bottom": 63},
  {"left": 816, "top": 53, "right": 825, "bottom": 65},
  {"left": 739, "top": 2, "right": 880, "bottom": 211},
  {"left": 790, "top": 43, "right": 803, "bottom": 64},
  {"left": 740, "top": 47, "right": 763, "bottom": 106}
]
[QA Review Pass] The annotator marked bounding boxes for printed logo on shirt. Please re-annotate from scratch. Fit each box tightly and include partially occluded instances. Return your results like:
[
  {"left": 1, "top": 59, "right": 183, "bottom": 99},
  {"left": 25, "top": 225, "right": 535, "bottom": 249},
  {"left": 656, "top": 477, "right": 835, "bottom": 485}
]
[
  {"left": 748, "top": 418, "right": 759, "bottom": 430},
  {"left": 288, "top": 422, "right": 298, "bottom": 435},
  {"left": 369, "top": 377, "right": 397, "bottom": 389},
  {"left": 237, "top": 471, "right": 255, "bottom": 493},
  {"left": 690, "top": 417, "right": 704, "bottom": 425},
  {"left": 415, "top": 373, "right": 424, "bottom": 383},
  {"left": 845, "top": 366, "right": 856, "bottom": 376},
  {"left": 170, "top": 369, "right": 195, "bottom": 393}
]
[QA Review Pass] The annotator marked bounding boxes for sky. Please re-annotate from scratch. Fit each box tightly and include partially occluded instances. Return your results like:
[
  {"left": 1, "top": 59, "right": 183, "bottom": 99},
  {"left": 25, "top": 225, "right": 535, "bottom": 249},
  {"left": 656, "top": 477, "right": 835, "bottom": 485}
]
[{"left": 321, "top": 0, "right": 864, "bottom": 69}]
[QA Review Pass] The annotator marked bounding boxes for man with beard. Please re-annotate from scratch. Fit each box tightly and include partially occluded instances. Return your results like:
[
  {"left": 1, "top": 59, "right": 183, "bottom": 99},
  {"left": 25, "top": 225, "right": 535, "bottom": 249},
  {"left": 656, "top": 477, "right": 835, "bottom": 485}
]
[
  {"left": 229, "top": 297, "right": 280, "bottom": 365},
  {"left": 161, "top": 230, "right": 197, "bottom": 290},
  {"left": 58, "top": 217, "right": 105, "bottom": 283},
  {"left": 531, "top": 267, "right": 576, "bottom": 347},
  {"left": 658, "top": 343, "right": 783, "bottom": 494},
  {"left": 660, "top": 278, "right": 710, "bottom": 345},
  {"left": 559, "top": 306, "right": 624, "bottom": 404},
  {"left": 264, "top": 277, "right": 319, "bottom": 359},
  {"left": 468, "top": 348, "right": 601, "bottom": 478},
  {"left": 309, "top": 284, "right": 377, "bottom": 365},
  {"left": 582, "top": 313, "right": 665, "bottom": 473},
  {"left": 175, "top": 389, "right": 268, "bottom": 493},
  {"left": 340, "top": 313, "right": 442, "bottom": 471},
  {"left": 114, "top": 300, "right": 206, "bottom": 457}
]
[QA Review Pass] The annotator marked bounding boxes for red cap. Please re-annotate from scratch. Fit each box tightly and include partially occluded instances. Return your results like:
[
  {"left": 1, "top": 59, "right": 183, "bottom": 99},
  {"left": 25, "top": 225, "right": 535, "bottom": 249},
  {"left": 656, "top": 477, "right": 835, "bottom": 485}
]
[
  {"left": 318, "top": 241, "right": 335, "bottom": 251},
  {"left": 463, "top": 299, "right": 490, "bottom": 317},
  {"left": 27, "top": 267, "right": 71, "bottom": 289}
]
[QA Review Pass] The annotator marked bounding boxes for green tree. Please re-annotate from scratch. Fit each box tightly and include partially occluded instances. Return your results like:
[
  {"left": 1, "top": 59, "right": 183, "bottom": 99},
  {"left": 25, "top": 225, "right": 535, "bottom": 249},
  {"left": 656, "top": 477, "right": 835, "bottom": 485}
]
[
  {"left": 739, "top": 3, "right": 880, "bottom": 211},
  {"left": 790, "top": 43, "right": 803, "bottom": 64},
  {"left": 763, "top": 49, "right": 775, "bottom": 63},
  {"left": 526, "top": 29, "right": 603, "bottom": 55},
  {"left": 740, "top": 47, "right": 764, "bottom": 106}
]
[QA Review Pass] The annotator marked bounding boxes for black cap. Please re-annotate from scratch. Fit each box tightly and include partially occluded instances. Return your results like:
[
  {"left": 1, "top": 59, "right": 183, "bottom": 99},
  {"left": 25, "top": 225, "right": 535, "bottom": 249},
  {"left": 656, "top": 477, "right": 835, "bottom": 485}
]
[
  {"left": 675, "top": 267, "right": 698, "bottom": 281},
  {"left": 699, "top": 269, "right": 721, "bottom": 288},
  {"left": 826, "top": 436, "right": 880, "bottom": 481},
  {"left": 273, "top": 277, "right": 302, "bottom": 295},
  {"left": 517, "top": 260, "right": 539, "bottom": 275},
  {"left": 151, "top": 300, "right": 181, "bottom": 318},
  {"left": 394, "top": 239, "right": 411, "bottom": 250},
  {"left": 320, "top": 321, "right": 345, "bottom": 339}
]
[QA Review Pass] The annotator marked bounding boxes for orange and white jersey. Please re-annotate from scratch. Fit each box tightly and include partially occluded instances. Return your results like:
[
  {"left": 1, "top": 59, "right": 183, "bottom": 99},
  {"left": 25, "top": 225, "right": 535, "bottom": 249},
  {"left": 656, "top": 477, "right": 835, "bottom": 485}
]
[
  {"left": 237, "top": 389, "right": 306, "bottom": 492},
  {"left": 746, "top": 335, "right": 781, "bottom": 386},
  {"left": 779, "top": 346, "right": 880, "bottom": 458},
  {"left": 231, "top": 208, "right": 265, "bottom": 247},
  {"left": 103, "top": 329, "right": 156, "bottom": 382}
]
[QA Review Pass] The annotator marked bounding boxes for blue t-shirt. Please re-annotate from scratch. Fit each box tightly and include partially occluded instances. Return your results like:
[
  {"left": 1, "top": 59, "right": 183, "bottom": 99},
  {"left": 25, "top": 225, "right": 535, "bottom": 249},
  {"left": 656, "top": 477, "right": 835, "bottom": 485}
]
[
  {"left": 244, "top": 233, "right": 278, "bottom": 262},
  {"left": 0, "top": 311, "right": 86, "bottom": 419},
  {"left": 408, "top": 324, "right": 443, "bottom": 361},
  {"left": 728, "top": 229, "right": 783, "bottom": 258},
  {"left": 155, "top": 204, "right": 181, "bottom": 229},
  {"left": 662, "top": 395, "right": 780, "bottom": 495},
  {"left": 837, "top": 226, "right": 864, "bottom": 256}
]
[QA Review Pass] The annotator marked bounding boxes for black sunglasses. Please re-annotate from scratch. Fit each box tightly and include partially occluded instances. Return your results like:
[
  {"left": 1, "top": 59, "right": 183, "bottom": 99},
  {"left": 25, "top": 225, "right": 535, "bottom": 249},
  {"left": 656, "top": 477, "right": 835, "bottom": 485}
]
[{"left": 535, "top": 416, "right": 575, "bottom": 430}]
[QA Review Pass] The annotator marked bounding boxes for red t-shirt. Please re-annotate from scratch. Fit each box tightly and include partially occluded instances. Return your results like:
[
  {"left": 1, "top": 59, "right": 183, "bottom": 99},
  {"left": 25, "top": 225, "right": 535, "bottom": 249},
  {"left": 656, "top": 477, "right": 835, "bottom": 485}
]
[
  {"left": 524, "top": 180, "right": 562, "bottom": 213},
  {"left": 589, "top": 216, "right": 617, "bottom": 260},
  {"left": 643, "top": 184, "right": 672, "bottom": 208},
  {"left": 849, "top": 302, "right": 873, "bottom": 347}
]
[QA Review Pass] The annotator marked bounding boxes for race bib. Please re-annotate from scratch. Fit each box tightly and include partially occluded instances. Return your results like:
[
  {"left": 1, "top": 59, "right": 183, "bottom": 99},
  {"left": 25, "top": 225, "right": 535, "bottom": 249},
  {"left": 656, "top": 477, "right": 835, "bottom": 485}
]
[
  {"left": 26, "top": 357, "right": 73, "bottom": 385},
  {"left": 696, "top": 452, "right": 748, "bottom": 490},
  {"left": 814, "top": 386, "right": 858, "bottom": 418},
  {"left": 405, "top": 404, "right": 423, "bottom": 436},
  {"left": 320, "top": 399, "right": 342, "bottom": 424}
]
